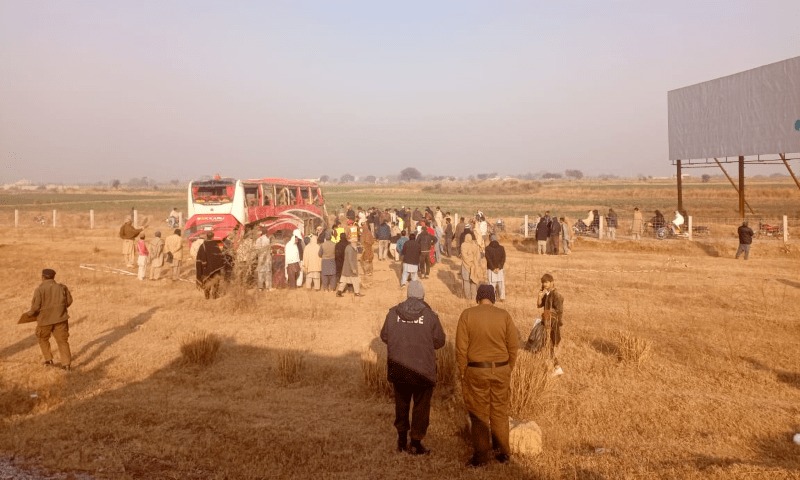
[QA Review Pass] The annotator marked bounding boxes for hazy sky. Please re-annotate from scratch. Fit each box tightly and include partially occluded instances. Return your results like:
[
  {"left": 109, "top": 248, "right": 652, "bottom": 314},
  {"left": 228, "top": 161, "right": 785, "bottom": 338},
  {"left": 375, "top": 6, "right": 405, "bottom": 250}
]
[{"left": 1, "top": 1, "right": 798, "bottom": 184}]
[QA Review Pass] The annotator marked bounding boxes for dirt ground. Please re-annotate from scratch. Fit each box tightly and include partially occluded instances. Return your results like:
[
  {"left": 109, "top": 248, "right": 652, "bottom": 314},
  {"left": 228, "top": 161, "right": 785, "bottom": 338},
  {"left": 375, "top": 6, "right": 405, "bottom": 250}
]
[{"left": 1, "top": 225, "right": 799, "bottom": 479}]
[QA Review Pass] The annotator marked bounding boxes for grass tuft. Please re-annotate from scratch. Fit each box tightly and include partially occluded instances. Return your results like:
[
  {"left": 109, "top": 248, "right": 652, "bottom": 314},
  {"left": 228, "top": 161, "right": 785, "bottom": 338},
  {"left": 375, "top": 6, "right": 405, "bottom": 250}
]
[
  {"left": 277, "top": 350, "right": 306, "bottom": 385},
  {"left": 360, "top": 347, "right": 392, "bottom": 398},
  {"left": 615, "top": 330, "right": 652, "bottom": 368},
  {"left": 509, "top": 350, "right": 552, "bottom": 419},
  {"left": 180, "top": 331, "right": 221, "bottom": 366}
]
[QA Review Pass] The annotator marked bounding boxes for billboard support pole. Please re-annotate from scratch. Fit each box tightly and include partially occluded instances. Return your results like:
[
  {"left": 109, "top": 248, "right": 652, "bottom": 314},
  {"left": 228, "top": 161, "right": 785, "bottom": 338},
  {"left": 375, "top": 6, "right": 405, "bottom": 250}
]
[
  {"left": 714, "top": 158, "right": 754, "bottom": 214},
  {"left": 676, "top": 159, "right": 684, "bottom": 214},
  {"left": 780, "top": 153, "right": 800, "bottom": 191},
  {"left": 738, "top": 156, "right": 745, "bottom": 219}
]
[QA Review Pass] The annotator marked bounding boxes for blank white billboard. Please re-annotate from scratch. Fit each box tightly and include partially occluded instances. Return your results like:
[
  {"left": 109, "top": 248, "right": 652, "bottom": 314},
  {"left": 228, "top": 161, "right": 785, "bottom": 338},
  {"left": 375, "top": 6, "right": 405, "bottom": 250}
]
[{"left": 668, "top": 56, "right": 800, "bottom": 161}]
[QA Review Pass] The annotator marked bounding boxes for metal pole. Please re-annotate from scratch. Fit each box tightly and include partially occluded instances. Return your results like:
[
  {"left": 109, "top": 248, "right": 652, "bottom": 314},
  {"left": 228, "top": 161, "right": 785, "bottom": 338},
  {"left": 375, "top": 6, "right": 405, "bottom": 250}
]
[
  {"left": 14, "top": 209, "right": 19, "bottom": 228},
  {"left": 738, "top": 156, "right": 745, "bottom": 219},
  {"left": 714, "top": 158, "right": 754, "bottom": 214},
  {"left": 52, "top": 209, "right": 57, "bottom": 227},
  {"left": 780, "top": 154, "right": 800, "bottom": 191},
  {"left": 524, "top": 215, "right": 529, "bottom": 237},
  {"left": 676, "top": 159, "right": 684, "bottom": 214},
  {"left": 90, "top": 209, "right": 95, "bottom": 229}
]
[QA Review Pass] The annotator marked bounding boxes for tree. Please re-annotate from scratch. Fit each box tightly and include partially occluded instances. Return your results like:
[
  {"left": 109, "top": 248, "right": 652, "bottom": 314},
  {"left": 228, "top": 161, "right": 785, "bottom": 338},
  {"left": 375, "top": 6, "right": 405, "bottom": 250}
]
[
  {"left": 340, "top": 173, "right": 355, "bottom": 183},
  {"left": 565, "top": 169, "right": 584, "bottom": 180},
  {"left": 319, "top": 175, "right": 330, "bottom": 183},
  {"left": 541, "top": 172, "right": 563, "bottom": 179},
  {"left": 399, "top": 167, "right": 422, "bottom": 182},
  {"left": 111, "top": 179, "right": 121, "bottom": 189},
  {"left": 363, "top": 175, "right": 377, "bottom": 183},
  {"left": 701, "top": 174, "right": 711, "bottom": 183}
]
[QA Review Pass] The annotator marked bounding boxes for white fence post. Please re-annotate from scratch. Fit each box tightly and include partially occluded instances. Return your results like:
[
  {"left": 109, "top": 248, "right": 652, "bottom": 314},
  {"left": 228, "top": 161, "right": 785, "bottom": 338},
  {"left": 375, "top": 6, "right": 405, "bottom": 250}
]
[
  {"left": 598, "top": 215, "right": 605, "bottom": 239},
  {"left": 784, "top": 215, "right": 789, "bottom": 243},
  {"left": 90, "top": 209, "right": 95, "bottom": 229},
  {"left": 524, "top": 215, "right": 529, "bottom": 237},
  {"left": 178, "top": 212, "right": 183, "bottom": 227},
  {"left": 14, "top": 209, "right": 19, "bottom": 228},
  {"left": 455, "top": 213, "right": 459, "bottom": 227},
  {"left": 52, "top": 209, "right": 57, "bottom": 228},
  {"left": 688, "top": 216, "right": 693, "bottom": 241},
  {"left": 133, "top": 210, "right": 139, "bottom": 229}
]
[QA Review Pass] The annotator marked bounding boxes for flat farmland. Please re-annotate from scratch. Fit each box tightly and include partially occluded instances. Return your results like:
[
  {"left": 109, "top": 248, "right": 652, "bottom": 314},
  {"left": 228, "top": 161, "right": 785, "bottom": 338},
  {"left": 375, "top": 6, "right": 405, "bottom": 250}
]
[{"left": 1, "top": 182, "right": 799, "bottom": 479}]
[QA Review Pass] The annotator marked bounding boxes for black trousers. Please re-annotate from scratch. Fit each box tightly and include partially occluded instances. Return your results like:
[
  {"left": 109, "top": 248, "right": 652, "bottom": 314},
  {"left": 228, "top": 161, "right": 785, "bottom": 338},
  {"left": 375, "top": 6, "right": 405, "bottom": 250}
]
[
  {"left": 419, "top": 250, "right": 432, "bottom": 276},
  {"left": 393, "top": 383, "right": 434, "bottom": 441}
]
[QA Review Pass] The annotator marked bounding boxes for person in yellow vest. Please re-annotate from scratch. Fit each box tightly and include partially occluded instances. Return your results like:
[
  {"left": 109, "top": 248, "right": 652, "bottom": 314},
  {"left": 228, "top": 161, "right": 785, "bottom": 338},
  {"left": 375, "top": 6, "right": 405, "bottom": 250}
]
[{"left": 332, "top": 221, "right": 346, "bottom": 244}]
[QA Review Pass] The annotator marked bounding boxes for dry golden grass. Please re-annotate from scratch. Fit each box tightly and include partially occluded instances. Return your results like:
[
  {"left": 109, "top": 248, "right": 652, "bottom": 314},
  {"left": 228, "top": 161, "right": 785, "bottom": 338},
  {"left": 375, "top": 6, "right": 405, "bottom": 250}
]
[
  {"left": 180, "top": 331, "right": 221, "bottom": 366},
  {"left": 1, "top": 188, "right": 799, "bottom": 479},
  {"left": 615, "top": 330, "right": 653, "bottom": 368}
]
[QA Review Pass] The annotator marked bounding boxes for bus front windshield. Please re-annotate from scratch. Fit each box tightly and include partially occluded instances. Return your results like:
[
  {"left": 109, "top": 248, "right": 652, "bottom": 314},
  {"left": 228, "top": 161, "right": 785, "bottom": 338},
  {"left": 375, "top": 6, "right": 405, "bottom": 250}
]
[{"left": 192, "top": 181, "right": 235, "bottom": 205}]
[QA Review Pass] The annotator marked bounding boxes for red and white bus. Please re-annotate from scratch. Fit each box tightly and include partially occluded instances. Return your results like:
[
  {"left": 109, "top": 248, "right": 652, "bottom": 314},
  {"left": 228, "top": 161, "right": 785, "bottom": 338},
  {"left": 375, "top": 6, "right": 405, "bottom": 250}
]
[{"left": 184, "top": 175, "right": 326, "bottom": 242}]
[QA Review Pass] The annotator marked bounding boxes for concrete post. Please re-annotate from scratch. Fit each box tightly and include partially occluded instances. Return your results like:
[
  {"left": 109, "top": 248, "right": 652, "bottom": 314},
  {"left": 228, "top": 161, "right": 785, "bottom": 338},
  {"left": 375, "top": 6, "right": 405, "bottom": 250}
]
[
  {"left": 90, "top": 209, "right": 95, "bottom": 229},
  {"left": 178, "top": 211, "right": 183, "bottom": 227},
  {"left": 524, "top": 215, "right": 529, "bottom": 237},
  {"left": 52, "top": 209, "right": 57, "bottom": 227},
  {"left": 14, "top": 209, "right": 19, "bottom": 228},
  {"left": 598, "top": 215, "right": 604, "bottom": 239},
  {"left": 455, "top": 213, "right": 459, "bottom": 227},
  {"left": 687, "top": 216, "right": 693, "bottom": 241},
  {"left": 784, "top": 215, "right": 789, "bottom": 243},
  {"left": 133, "top": 210, "right": 139, "bottom": 229}
]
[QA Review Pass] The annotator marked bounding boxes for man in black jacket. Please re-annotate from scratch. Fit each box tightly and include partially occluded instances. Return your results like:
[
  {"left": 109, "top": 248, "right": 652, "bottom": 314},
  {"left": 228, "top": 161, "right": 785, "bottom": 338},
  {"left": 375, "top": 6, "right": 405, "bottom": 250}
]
[
  {"left": 484, "top": 235, "right": 506, "bottom": 301},
  {"left": 380, "top": 280, "right": 446, "bottom": 454},
  {"left": 416, "top": 222, "right": 438, "bottom": 279},
  {"left": 400, "top": 233, "right": 421, "bottom": 287},
  {"left": 735, "top": 221, "right": 755, "bottom": 260}
]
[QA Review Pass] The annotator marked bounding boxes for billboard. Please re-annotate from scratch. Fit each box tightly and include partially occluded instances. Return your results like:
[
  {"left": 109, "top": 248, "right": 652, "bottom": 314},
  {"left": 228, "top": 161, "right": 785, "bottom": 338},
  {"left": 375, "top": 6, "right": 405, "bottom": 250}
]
[{"left": 668, "top": 56, "right": 800, "bottom": 161}]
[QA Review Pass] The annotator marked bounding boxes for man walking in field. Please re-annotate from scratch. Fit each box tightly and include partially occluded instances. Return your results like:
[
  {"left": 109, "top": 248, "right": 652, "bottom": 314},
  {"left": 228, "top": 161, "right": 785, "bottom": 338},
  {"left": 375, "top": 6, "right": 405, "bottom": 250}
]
[
  {"left": 148, "top": 231, "right": 165, "bottom": 280},
  {"left": 336, "top": 237, "right": 364, "bottom": 297},
  {"left": 119, "top": 215, "right": 143, "bottom": 267},
  {"left": 26, "top": 269, "right": 73, "bottom": 371},
  {"left": 538, "top": 273, "right": 565, "bottom": 376},
  {"left": 164, "top": 228, "right": 184, "bottom": 281},
  {"left": 456, "top": 285, "right": 519, "bottom": 467},
  {"left": 381, "top": 280, "right": 446, "bottom": 454},
  {"left": 735, "top": 221, "right": 755, "bottom": 260}
]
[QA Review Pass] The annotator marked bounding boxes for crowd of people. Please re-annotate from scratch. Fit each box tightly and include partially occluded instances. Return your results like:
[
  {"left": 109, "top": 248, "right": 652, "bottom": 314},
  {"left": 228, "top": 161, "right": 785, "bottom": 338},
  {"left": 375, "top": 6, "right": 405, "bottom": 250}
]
[{"left": 24, "top": 199, "right": 760, "bottom": 468}]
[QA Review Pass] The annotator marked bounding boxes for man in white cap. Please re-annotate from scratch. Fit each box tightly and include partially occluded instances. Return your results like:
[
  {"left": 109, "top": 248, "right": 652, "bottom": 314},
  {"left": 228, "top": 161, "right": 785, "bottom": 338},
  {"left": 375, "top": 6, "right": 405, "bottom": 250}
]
[{"left": 380, "top": 280, "right": 445, "bottom": 454}]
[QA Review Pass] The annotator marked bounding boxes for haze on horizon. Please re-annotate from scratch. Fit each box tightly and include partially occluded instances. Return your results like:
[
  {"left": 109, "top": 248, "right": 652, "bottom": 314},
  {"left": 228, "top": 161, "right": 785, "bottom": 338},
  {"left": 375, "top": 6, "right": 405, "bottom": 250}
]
[{"left": 1, "top": 1, "right": 798, "bottom": 185}]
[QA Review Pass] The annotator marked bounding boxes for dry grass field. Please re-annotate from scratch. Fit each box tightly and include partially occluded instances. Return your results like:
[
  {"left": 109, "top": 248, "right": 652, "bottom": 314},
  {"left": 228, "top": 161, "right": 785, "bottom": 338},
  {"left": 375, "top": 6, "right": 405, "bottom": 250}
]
[{"left": 1, "top": 182, "right": 800, "bottom": 479}]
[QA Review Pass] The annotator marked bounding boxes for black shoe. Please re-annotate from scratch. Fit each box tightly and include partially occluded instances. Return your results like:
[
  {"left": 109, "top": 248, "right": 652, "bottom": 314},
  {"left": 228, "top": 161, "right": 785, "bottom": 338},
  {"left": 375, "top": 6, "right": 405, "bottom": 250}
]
[
  {"left": 336, "top": 292, "right": 344, "bottom": 297},
  {"left": 466, "top": 456, "right": 487, "bottom": 468},
  {"left": 495, "top": 453, "right": 510, "bottom": 464},
  {"left": 354, "top": 293, "right": 365, "bottom": 297},
  {"left": 62, "top": 365, "right": 71, "bottom": 372},
  {"left": 43, "top": 360, "right": 54, "bottom": 367},
  {"left": 397, "top": 432, "right": 407, "bottom": 452},
  {"left": 408, "top": 440, "right": 429, "bottom": 455}
]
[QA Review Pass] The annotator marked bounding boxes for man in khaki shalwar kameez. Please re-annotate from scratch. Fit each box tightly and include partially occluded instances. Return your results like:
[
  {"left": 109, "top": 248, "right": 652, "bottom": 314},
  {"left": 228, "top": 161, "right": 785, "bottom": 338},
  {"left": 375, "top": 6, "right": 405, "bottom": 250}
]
[{"left": 456, "top": 284, "right": 519, "bottom": 467}]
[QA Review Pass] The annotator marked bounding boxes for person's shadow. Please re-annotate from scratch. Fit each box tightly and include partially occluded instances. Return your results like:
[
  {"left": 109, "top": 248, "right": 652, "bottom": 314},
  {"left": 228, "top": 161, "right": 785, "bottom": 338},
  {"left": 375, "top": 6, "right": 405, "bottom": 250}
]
[
  {"left": 1, "top": 316, "right": 88, "bottom": 360},
  {"left": 74, "top": 307, "right": 158, "bottom": 367}
]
